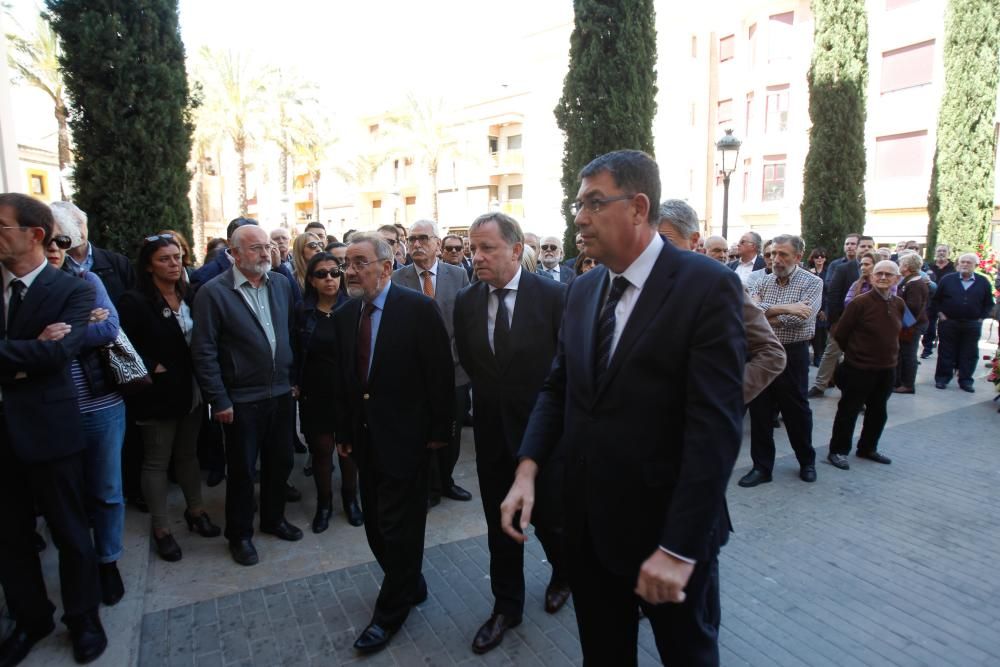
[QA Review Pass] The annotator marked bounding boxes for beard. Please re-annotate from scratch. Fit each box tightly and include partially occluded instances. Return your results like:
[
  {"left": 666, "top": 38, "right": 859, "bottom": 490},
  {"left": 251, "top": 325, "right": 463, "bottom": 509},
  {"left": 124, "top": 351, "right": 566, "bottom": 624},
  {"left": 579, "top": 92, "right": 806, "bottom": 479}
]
[
  {"left": 347, "top": 285, "right": 364, "bottom": 298},
  {"left": 240, "top": 258, "right": 271, "bottom": 276}
]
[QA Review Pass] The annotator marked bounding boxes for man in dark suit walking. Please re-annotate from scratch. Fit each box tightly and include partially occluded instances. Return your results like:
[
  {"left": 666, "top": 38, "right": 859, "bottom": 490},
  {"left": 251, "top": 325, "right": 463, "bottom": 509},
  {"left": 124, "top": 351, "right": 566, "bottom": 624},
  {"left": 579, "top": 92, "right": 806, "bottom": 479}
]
[
  {"left": 454, "top": 212, "right": 570, "bottom": 655},
  {"left": 391, "top": 220, "right": 472, "bottom": 507},
  {"left": 333, "top": 233, "right": 454, "bottom": 654},
  {"left": 501, "top": 151, "right": 746, "bottom": 666},
  {"left": 0, "top": 193, "right": 107, "bottom": 665}
]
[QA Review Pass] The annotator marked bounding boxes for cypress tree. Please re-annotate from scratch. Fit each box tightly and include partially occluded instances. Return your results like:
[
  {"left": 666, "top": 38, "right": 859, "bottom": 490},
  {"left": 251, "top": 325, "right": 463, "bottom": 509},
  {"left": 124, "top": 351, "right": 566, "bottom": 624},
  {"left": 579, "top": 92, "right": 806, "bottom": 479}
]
[
  {"left": 47, "top": 0, "right": 193, "bottom": 255},
  {"left": 800, "top": 0, "right": 868, "bottom": 257},
  {"left": 554, "top": 0, "right": 657, "bottom": 254},
  {"left": 926, "top": 0, "right": 1000, "bottom": 257}
]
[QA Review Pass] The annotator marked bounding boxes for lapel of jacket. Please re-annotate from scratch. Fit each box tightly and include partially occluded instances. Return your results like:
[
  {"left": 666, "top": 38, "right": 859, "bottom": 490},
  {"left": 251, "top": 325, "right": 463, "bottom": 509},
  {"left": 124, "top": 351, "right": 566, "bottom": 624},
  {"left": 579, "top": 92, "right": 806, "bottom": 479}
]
[
  {"left": 593, "top": 242, "right": 677, "bottom": 403},
  {"left": 10, "top": 264, "right": 57, "bottom": 338},
  {"left": 496, "top": 272, "right": 532, "bottom": 373},
  {"left": 396, "top": 265, "right": 419, "bottom": 292},
  {"left": 578, "top": 266, "right": 606, "bottom": 398}
]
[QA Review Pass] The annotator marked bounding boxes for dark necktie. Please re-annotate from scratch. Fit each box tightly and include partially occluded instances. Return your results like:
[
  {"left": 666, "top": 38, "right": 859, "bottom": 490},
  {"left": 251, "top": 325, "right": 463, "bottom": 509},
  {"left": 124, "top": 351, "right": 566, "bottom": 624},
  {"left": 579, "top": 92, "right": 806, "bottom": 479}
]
[
  {"left": 595, "top": 276, "right": 630, "bottom": 380},
  {"left": 493, "top": 288, "right": 510, "bottom": 359},
  {"left": 356, "top": 302, "right": 376, "bottom": 388},
  {"left": 6, "top": 279, "right": 25, "bottom": 334}
]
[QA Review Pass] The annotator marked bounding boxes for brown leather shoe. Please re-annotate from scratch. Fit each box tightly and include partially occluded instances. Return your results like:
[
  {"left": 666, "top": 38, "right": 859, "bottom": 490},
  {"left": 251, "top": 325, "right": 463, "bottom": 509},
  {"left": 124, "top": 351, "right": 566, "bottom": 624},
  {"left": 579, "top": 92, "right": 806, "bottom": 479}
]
[
  {"left": 471, "top": 613, "right": 521, "bottom": 654},
  {"left": 544, "top": 581, "right": 571, "bottom": 614}
]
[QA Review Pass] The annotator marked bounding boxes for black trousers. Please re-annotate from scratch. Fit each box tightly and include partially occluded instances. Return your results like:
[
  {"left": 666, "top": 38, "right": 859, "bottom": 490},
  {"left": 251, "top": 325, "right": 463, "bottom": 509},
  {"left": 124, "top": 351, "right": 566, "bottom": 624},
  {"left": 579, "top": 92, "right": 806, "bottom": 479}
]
[
  {"left": 0, "top": 418, "right": 100, "bottom": 627},
  {"left": 921, "top": 307, "right": 938, "bottom": 352},
  {"left": 934, "top": 319, "right": 981, "bottom": 387},
  {"left": 570, "top": 526, "right": 720, "bottom": 666},
  {"left": 476, "top": 447, "right": 567, "bottom": 618},
  {"left": 356, "top": 434, "right": 428, "bottom": 630},
  {"left": 896, "top": 324, "right": 926, "bottom": 388},
  {"left": 222, "top": 394, "right": 293, "bottom": 541},
  {"left": 811, "top": 326, "right": 828, "bottom": 366},
  {"left": 428, "top": 383, "right": 468, "bottom": 499},
  {"left": 748, "top": 341, "right": 816, "bottom": 473},
  {"left": 829, "top": 363, "right": 894, "bottom": 455}
]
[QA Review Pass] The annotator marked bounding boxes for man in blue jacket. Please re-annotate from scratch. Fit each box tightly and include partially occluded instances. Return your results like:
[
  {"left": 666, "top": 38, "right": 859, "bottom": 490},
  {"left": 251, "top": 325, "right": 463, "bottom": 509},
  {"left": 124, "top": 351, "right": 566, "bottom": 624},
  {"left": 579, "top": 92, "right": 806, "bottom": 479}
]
[{"left": 931, "top": 252, "right": 995, "bottom": 392}]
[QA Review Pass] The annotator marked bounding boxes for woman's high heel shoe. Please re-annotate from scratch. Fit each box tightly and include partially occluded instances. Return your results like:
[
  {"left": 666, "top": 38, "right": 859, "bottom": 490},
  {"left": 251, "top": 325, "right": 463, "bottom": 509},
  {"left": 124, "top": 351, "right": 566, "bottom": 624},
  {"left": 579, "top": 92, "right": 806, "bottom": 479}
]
[{"left": 184, "top": 510, "right": 222, "bottom": 538}]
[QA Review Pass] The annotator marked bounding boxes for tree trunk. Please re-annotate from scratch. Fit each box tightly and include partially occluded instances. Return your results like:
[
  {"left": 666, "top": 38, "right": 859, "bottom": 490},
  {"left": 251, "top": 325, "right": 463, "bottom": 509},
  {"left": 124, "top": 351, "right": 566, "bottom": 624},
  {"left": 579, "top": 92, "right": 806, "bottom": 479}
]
[
  {"left": 312, "top": 169, "right": 321, "bottom": 221},
  {"left": 429, "top": 162, "right": 439, "bottom": 222},
  {"left": 54, "top": 99, "right": 71, "bottom": 200},
  {"left": 235, "top": 132, "right": 248, "bottom": 216},
  {"left": 279, "top": 144, "right": 289, "bottom": 226}
]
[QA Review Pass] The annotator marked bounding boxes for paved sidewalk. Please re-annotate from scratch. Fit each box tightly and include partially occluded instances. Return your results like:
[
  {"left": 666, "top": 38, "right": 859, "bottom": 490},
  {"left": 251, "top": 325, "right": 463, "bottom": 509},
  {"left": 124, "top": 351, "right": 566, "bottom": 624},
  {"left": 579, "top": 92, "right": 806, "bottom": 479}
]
[{"left": 131, "top": 399, "right": 1000, "bottom": 667}]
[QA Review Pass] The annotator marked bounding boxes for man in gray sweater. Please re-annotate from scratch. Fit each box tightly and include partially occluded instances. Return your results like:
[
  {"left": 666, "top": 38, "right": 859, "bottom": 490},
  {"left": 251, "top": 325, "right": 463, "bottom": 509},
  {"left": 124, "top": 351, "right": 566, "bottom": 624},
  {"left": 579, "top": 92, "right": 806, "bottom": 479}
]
[{"left": 192, "top": 225, "right": 302, "bottom": 566}]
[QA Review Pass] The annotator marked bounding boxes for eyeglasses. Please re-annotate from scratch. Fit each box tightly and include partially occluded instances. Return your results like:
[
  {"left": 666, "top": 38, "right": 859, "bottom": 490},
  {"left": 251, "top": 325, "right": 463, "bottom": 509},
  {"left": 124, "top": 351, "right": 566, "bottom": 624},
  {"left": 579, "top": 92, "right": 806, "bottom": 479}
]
[
  {"left": 311, "top": 268, "right": 342, "bottom": 279},
  {"left": 304, "top": 241, "right": 324, "bottom": 250},
  {"left": 243, "top": 243, "right": 276, "bottom": 255},
  {"left": 48, "top": 235, "right": 72, "bottom": 250},
  {"left": 570, "top": 194, "right": 635, "bottom": 216},
  {"left": 344, "top": 258, "right": 379, "bottom": 271},
  {"left": 541, "top": 244, "right": 559, "bottom": 252},
  {"left": 873, "top": 271, "right": 898, "bottom": 278},
  {"left": 575, "top": 239, "right": 584, "bottom": 245},
  {"left": 443, "top": 245, "right": 463, "bottom": 253},
  {"left": 144, "top": 233, "right": 174, "bottom": 244},
  {"left": 382, "top": 238, "right": 398, "bottom": 246},
  {"left": 407, "top": 234, "right": 433, "bottom": 245}
]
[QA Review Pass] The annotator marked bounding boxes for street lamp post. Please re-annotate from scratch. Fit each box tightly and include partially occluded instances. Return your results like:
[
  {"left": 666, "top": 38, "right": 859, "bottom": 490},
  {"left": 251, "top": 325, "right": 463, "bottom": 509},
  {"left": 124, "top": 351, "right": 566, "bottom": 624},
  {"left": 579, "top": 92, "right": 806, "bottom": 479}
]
[{"left": 716, "top": 129, "right": 742, "bottom": 240}]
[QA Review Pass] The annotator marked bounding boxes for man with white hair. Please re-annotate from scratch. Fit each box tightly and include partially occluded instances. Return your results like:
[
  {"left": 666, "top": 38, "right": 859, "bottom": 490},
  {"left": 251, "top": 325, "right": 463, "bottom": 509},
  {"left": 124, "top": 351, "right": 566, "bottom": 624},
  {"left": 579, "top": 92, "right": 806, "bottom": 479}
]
[
  {"left": 536, "top": 235, "right": 572, "bottom": 284},
  {"left": 50, "top": 201, "right": 134, "bottom": 304},
  {"left": 191, "top": 225, "right": 302, "bottom": 566},
  {"left": 930, "top": 252, "right": 995, "bottom": 392},
  {"left": 728, "top": 231, "right": 765, "bottom": 284},
  {"left": 703, "top": 235, "right": 729, "bottom": 263}
]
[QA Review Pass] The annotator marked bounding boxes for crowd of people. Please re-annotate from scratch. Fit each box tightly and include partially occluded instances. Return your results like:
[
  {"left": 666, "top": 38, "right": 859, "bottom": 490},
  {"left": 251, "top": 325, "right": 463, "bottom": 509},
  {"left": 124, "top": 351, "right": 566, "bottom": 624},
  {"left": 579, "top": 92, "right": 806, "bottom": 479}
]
[{"left": 0, "top": 147, "right": 994, "bottom": 666}]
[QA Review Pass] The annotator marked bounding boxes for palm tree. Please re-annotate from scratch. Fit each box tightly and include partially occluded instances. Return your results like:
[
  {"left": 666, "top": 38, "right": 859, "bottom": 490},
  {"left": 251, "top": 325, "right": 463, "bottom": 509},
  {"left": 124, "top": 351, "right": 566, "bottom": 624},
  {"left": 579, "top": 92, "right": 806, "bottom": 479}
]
[
  {"left": 290, "top": 114, "right": 336, "bottom": 221},
  {"left": 5, "top": 10, "right": 70, "bottom": 198},
  {"left": 191, "top": 47, "right": 273, "bottom": 216},
  {"left": 265, "top": 68, "right": 318, "bottom": 224}
]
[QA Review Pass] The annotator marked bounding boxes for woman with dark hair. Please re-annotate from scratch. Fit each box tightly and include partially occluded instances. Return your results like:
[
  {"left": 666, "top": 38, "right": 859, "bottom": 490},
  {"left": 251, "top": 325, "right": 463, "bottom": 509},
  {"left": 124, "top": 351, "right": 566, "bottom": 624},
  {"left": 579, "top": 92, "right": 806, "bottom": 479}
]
[
  {"left": 295, "top": 252, "right": 362, "bottom": 532},
  {"left": 845, "top": 252, "right": 883, "bottom": 304},
  {"left": 118, "top": 234, "right": 220, "bottom": 562},
  {"left": 573, "top": 252, "right": 598, "bottom": 275},
  {"left": 806, "top": 248, "right": 829, "bottom": 366},
  {"left": 158, "top": 229, "right": 194, "bottom": 278}
]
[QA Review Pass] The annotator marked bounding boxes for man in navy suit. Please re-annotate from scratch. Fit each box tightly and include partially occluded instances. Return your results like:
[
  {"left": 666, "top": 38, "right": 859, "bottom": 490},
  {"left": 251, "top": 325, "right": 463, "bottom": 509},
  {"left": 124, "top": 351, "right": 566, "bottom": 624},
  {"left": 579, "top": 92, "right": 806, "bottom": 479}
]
[
  {"left": 501, "top": 151, "right": 745, "bottom": 666},
  {"left": 536, "top": 235, "right": 573, "bottom": 284},
  {"left": 727, "top": 231, "right": 766, "bottom": 285},
  {"left": 0, "top": 193, "right": 107, "bottom": 665},
  {"left": 333, "top": 233, "right": 454, "bottom": 655},
  {"left": 455, "top": 212, "right": 570, "bottom": 654}
]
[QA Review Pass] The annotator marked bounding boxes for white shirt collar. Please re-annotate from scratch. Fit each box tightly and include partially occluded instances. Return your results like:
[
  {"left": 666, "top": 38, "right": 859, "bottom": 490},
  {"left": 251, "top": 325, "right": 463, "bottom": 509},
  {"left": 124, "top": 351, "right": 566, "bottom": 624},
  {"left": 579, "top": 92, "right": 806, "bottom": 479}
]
[
  {"left": 739, "top": 257, "right": 756, "bottom": 268},
  {"left": 414, "top": 260, "right": 438, "bottom": 277},
  {"left": 489, "top": 266, "right": 522, "bottom": 293},
  {"left": 607, "top": 233, "right": 663, "bottom": 290},
  {"left": 3, "top": 259, "right": 49, "bottom": 290}
]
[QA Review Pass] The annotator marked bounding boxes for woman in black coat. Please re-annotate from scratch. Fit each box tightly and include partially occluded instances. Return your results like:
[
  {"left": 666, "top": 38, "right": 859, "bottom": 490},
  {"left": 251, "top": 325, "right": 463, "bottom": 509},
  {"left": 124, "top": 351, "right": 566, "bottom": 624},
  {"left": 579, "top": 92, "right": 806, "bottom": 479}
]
[
  {"left": 295, "top": 252, "right": 362, "bottom": 533},
  {"left": 118, "top": 234, "right": 221, "bottom": 561}
]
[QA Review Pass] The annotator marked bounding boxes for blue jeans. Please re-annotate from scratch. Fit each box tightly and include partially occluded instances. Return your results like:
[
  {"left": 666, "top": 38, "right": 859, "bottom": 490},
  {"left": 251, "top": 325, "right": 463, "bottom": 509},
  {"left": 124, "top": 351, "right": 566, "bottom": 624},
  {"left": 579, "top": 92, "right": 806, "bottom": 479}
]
[{"left": 81, "top": 402, "right": 126, "bottom": 563}]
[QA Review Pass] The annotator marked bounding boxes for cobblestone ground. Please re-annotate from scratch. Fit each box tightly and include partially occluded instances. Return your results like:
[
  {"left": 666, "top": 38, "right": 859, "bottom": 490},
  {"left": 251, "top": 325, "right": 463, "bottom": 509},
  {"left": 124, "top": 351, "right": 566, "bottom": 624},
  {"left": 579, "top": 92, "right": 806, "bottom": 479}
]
[{"left": 135, "top": 400, "right": 1000, "bottom": 667}]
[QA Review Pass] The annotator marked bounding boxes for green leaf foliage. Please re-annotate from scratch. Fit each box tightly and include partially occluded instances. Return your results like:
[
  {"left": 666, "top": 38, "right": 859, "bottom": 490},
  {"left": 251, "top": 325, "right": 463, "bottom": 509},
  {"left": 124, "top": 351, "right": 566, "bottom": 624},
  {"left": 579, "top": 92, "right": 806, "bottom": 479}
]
[
  {"left": 926, "top": 0, "right": 1000, "bottom": 257},
  {"left": 46, "top": 0, "right": 193, "bottom": 257},
  {"left": 800, "top": 0, "right": 868, "bottom": 258},
  {"left": 554, "top": 0, "right": 657, "bottom": 255}
]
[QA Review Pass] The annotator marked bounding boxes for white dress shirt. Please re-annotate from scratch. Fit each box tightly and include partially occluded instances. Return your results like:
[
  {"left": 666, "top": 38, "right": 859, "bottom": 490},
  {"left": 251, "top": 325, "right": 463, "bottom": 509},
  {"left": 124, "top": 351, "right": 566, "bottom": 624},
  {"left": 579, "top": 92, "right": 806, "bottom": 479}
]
[
  {"left": 487, "top": 267, "right": 521, "bottom": 352},
  {"left": 603, "top": 234, "right": 663, "bottom": 358},
  {"left": 734, "top": 258, "right": 756, "bottom": 284},
  {"left": 2, "top": 259, "right": 48, "bottom": 324}
]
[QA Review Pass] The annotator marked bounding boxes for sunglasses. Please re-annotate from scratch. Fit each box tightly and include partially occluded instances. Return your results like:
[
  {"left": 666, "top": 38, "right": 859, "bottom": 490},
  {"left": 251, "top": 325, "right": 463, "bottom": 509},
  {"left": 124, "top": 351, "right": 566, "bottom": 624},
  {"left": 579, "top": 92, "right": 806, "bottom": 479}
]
[
  {"left": 541, "top": 244, "right": 559, "bottom": 252},
  {"left": 311, "top": 268, "right": 342, "bottom": 279},
  {"left": 144, "top": 233, "right": 174, "bottom": 244},
  {"left": 443, "top": 245, "right": 463, "bottom": 253},
  {"left": 305, "top": 241, "right": 324, "bottom": 250},
  {"left": 48, "top": 235, "right": 72, "bottom": 250}
]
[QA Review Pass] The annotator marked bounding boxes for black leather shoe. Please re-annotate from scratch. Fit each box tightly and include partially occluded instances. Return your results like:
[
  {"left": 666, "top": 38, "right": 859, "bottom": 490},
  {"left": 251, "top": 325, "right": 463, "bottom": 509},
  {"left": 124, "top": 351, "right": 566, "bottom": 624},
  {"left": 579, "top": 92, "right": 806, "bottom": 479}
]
[
  {"left": 184, "top": 510, "right": 222, "bottom": 538},
  {"left": 960, "top": 385, "right": 975, "bottom": 393},
  {"left": 800, "top": 465, "right": 817, "bottom": 483},
  {"left": 66, "top": 609, "right": 107, "bottom": 664},
  {"left": 935, "top": 382, "right": 947, "bottom": 389},
  {"left": 153, "top": 532, "right": 182, "bottom": 562},
  {"left": 920, "top": 350, "right": 933, "bottom": 359},
  {"left": 0, "top": 619, "right": 54, "bottom": 667},
  {"left": 544, "top": 580, "right": 571, "bottom": 613},
  {"left": 826, "top": 453, "right": 850, "bottom": 470},
  {"left": 261, "top": 519, "right": 303, "bottom": 541},
  {"left": 98, "top": 562, "right": 124, "bottom": 606},
  {"left": 471, "top": 613, "right": 521, "bottom": 654},
  {"left": 442, "top": 484, "right": 472, "bottom": 501},
  {"left": 342, "top": 492, "right": 364, "bottom": 527},
  {"left": 312, "top": 497, "right": 332, "bottom": 534},
  {"left": 807, "top": 387, "right": 824, "bottom": 398},
  {"left": 229, "top": 539, "right": 259, "bottom": 566},
  {"left": 353, "top": 622, "right": 395, "bottom": 653},
  {"left": 857, "top": 451, "right": 892, "bottom": 464},
  {"left": 737, "top": 468, "right": 772, "bottom": 488},
  {"left": 426, "top": 496, "right": 441, "bottom": 511},
  {"left": 206, "top": 469, "right": 226, "bottom": 488},
  {"left": 285, "top": 482, "right": 302, "bottom": 502}
]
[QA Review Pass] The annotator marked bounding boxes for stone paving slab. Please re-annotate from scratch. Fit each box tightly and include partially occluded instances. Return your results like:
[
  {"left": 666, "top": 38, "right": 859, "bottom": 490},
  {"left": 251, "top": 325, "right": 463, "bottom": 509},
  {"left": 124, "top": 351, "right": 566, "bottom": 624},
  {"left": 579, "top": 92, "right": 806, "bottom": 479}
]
[{"left": 133, "top": 399, "right": 1000, "bottom": 666}]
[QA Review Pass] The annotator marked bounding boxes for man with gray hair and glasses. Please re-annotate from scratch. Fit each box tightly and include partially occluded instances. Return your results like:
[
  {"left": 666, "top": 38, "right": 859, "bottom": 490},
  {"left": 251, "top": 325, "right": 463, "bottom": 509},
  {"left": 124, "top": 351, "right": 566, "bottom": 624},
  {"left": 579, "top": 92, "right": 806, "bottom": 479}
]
[{"left": 728, "top": 230, "right": 765, "bottom": 285}]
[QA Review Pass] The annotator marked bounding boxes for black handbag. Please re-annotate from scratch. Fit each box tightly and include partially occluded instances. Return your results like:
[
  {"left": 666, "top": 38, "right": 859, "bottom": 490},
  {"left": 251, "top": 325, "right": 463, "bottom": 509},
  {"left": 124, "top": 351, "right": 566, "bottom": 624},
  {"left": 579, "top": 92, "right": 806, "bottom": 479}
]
[{"left": 100, "top": 328, "right": 152, "bottom": 395}]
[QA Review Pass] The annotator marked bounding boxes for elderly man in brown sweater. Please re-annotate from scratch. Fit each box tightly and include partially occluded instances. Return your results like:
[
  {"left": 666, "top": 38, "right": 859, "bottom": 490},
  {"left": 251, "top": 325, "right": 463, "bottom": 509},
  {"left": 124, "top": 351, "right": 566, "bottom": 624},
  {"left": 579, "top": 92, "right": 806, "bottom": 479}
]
[{"left": 827, "top": 260, "right": 905, "bottom": 470}]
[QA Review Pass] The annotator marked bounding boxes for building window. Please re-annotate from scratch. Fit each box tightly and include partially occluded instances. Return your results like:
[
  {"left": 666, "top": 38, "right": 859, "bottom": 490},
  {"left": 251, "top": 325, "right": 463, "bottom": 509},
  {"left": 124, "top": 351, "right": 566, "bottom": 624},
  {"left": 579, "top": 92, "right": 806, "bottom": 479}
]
[
  {"left": 875, "top": 131, "right": 927, "bottom": 180},
  {"left": 508, "top": 184, "right": 523, "bottom": 199},
  {"left": 768, "top": 12, "right": 794, "bottom": 61},
  {"left": 28, "top": 171, "right": 47, "bottom": 197},
  {"left": 719, "top": 34, "right": 735, "bottom": 62},
  {"left": 881, "top": 40, "right": 934, "bottom": 93},
  {"left": 762, "top": 155, "right": 786, "bottom": 201},
  {"left": 717, "top": 98, "right": 733, "bottom": 125},
  {"left": 405, "top": 196, "right": 416, "bottom": 205},
  {"left": 742, "top": 159, "right": 752, "bottom": 202},
  {"left": 507, "top": 134, "right": 522, "bottom": 150},
  {"left": 745, "top": 92, "right": 754, "bottom": 135},
  {"left": 765, "top": 85, "right": 789, "bottom": 133},
  {"left": 372, "top": 199, "right": 381, "bottom": 209},
  {"left": 691, "top": 35, "right": 698, "bottom": 58},
  {"left": 488, "top": 136, "right": 499, "bottom": 154},
  {"left": 748, "top": 23, "right": 757, "bottom": 65}
]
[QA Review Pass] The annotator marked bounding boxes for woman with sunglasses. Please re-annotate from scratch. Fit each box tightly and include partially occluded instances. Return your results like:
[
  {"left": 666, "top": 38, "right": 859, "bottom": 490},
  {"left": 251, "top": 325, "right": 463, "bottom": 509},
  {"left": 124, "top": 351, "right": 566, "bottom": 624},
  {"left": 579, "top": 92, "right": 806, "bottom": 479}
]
[
  {"left": 573, "top": 252, "right": 598, "bottom": 276},
  {"left": 294, "top": 252, "right": 362, "bottom": 532},
  {"left": 291, "top": 232, "right": 324, "bottom": 291},
  {"left": 806, "top": 248, "right": 829, "bottom": 366},
  {"left": 41, "top": 220, "right": 128, "bottom": 605},
  {"left": 118, "top": 235, "right": 220, "bottom": 562}
]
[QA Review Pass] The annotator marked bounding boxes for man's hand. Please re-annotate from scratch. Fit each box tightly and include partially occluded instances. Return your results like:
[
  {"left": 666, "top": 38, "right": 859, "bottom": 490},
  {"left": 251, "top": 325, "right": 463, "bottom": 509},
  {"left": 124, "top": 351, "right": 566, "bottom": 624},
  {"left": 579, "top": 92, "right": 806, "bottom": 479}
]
[
  {"left": 787, "top": 301, "right": 813, "bottom": 319},
  {"left": 500, "top": 459, "right": 538, "bottom": 544},
  {"left": 426, "top": 440, "right": 447, "bottom": 450},
  {"left": 939, "top": 312, "right": 948, "bottom": 321},
  {"left": 817, "top": 310, "right": 827, "bottom": 322},
  {"left": 153, "top": 363, "right": 167, "bottom": 374},
  {"left": 213, "top": 407, "right": 234, "bottom": 424},
  {"left": 634, "top": 550, "right": 695, "bottom": 605},
  {"left": 291, "top": 385, "right": 300, "bottom": 399},
  {"left": 89, "top": 308, "right": 109, "bottom": 323},
  {"left": 37, "top": 322, "right": 71, "bottom": 341},
  {"left": 336, "top": 442, "right": 352, "bottom": 457}
]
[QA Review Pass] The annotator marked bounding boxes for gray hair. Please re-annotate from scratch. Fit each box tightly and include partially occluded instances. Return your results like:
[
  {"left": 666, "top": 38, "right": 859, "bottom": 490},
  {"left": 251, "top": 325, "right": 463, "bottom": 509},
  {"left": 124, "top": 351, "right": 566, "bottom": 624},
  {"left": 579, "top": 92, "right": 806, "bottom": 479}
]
[
  {"left": 410, "top": 219, "right": 440, "bottom": 238},
  {"left": 743, "top": 230, "right": 762, "bottom": 252},
  {"left": 658, "top": 199, "right": 699, "bottom": 240},
  {"left": 958, "top": 252, "right": 979, "bottom": 265},
  {"left": 50, "top": 201, "right": 87, "bottom": 249},
  {"left": 350, "top": 232, "right": 393, "bottom": 262},
  {"left": 469, "top": 212, "right": 524, "bottom": 256},
  {"left": 899, "top": 253, "right": 923, "bottom": 274},
  {"left": 771, "top": 234, "right": 804, "bottom": 255}
]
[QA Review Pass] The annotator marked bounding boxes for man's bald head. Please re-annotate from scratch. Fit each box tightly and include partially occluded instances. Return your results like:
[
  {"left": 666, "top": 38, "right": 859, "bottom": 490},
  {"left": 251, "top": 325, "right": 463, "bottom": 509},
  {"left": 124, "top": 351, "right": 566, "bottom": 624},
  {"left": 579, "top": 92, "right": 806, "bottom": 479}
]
[{"left": 704, "top": 236, "right": 729, "bottom": 263}]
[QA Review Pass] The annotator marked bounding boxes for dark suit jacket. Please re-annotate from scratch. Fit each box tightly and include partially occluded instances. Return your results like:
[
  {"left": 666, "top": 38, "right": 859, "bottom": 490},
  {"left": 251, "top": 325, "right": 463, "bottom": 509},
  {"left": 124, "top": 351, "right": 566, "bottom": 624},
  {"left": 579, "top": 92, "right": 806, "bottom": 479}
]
[
  {"left": 62, "top": 245, "right": 134, "bottom": 305},
  {"left": 118, "top": 288, "right": 198, "bottom": 420},
  {"left": 518, "top": 240, "right": 746, "bottom": 576},
  {"left": 332, "top": 284, "right": 454, "bottom": 479},
  {"left": 826, "top": 259, "right": 860, "bottom": 324},
  {"left": 727, "top": 255, "right": 766, "bottom": 272},
  {"left": 536, "top": 265, "right": 573, "bottom": 285},
  {"left": 454, "top": 270, "right": 565, "bottom": 463},
  {"left": 0, "top": 263, "right": 95, "bottom": 463}
]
